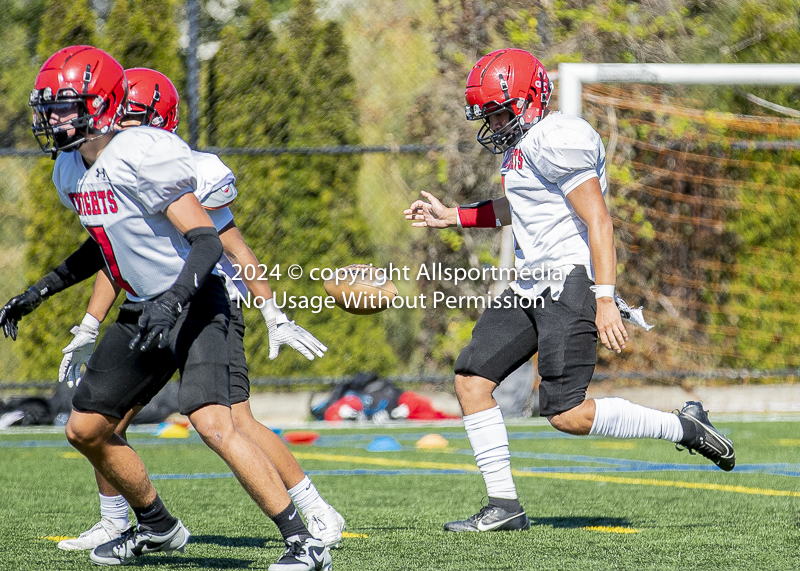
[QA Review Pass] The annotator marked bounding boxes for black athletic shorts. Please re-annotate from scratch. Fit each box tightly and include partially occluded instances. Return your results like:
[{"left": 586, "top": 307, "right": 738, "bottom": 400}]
[
  {"left": 454, "top": 266, "right": 597, "bottom": 417},
  {"left": 228, "top": 301, "right": 250, "bottom": 405},
  {"left": 73, "top": 276, "right": 231, "bottom": 418}
]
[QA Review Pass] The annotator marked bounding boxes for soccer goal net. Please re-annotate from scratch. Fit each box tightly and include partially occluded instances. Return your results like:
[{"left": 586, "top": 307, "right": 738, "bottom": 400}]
[{"left": 574, "top": 76, "right": 800, "bottom": 378}]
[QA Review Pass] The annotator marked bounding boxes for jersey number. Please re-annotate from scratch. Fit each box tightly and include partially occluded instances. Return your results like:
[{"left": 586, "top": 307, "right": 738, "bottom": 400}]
[{"left": 85, "top": 225, "right": 137, "bottom": 296}]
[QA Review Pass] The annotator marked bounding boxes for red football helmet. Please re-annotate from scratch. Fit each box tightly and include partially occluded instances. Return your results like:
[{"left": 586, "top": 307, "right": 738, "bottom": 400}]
[
  {"left": 29, "top": 45, "right": 127, "bottom": 155},
  {"left": 123, "top": 68, "right": 180, "bottom": 133},
  {"left": 464, "top": 49, "right": 552, "bottom": 153}
]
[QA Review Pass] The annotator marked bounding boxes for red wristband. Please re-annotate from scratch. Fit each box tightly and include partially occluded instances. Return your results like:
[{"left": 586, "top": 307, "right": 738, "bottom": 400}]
[{"left": 458, "top": 200, "right": 496, "bottom": 228}]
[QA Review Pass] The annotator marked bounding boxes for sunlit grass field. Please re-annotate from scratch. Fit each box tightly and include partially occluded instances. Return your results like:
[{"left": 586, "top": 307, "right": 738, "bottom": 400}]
[{"left": 1, "top": 418, "right": 798, "bottom": 570}]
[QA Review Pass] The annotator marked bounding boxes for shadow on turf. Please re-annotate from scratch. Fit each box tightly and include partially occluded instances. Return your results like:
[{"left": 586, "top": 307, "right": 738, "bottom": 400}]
[
  {"left": 120, "top": 537, "right": 287, "bottom": 568},
  {"left": 189, "top": 535, "right": 284, "bottom": 548},
  {"left": 531, "top": 517, "right": 632, "bottom": 529},
  {"left": 142, "top": 555, "right": 255, "bottom": 568}
]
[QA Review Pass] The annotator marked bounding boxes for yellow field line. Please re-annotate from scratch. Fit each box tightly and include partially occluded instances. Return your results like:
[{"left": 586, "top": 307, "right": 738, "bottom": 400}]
[
  {"left": 294, "top": 452, "right": 481, "bottom": 472},
  {"left": 583, "top": 526, "right": 639, "bottom": 534},
  {"left": 293, "top": 452, "right": 800, "bottom": 498},
  {"left": 342, "top": 532, "right": 369, "bottom": 538}
]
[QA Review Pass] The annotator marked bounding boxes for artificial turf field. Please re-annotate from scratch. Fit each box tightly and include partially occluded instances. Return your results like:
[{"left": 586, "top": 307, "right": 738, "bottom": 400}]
[{"left": 1, "top": 417, "right": 799, "bottom": 570}]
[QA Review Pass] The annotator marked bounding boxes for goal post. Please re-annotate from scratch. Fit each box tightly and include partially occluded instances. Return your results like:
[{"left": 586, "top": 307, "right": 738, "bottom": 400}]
[
  {"left": 558, "top": 63, "right": 800, "bottom": 117},
  {"left": 552, "top": 63, "right": 800, "bottom": 373}
]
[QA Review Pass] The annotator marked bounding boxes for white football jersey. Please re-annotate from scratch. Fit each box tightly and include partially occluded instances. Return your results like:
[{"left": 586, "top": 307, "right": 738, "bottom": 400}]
[
  {"left": 501, "top": 112, "right": 607, "bottom": 300},
  {"left": 193, "top": 150, "right": 236, "bottom": 206},
  {"left": 205, "top": 207, "right": 249, "bottom": 302},
  {"left": 52, "top": 127, "right": 234, "bottom": 301},
  {"left": 192, "top": 152, "right": 246, "bottom": 302}
]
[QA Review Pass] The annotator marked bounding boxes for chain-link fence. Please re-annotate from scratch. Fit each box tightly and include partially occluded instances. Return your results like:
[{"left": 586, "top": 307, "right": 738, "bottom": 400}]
[{"left": 2, "top": 0, "right": 800, "bottom": 387}]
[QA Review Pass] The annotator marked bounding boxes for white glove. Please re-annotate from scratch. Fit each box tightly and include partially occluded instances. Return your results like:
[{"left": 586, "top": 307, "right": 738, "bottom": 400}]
[
  {"left": 260, "top": 297, "right": 327, "bottom": 361},
  {"left": 59, "top": 314, "right": 100, "bottom": 387},
  {"left": 614, "top": 294, "right": 654, "bottom": 331}
]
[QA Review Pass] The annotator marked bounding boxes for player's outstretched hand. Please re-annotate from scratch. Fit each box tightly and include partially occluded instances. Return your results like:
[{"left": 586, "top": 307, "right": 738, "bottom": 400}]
[
  {"left": 268, "top": 315, "right": 328, "bottom": 361},
  {"left": 59, "top": 322, "right": 99, "bottom": 388},
  {"left": 596, "top": 297, "right": 628, "bottom": 354},
  {"left": 0, "top": 287, "right": 44, "bottom": 341},
  {"left": 129, "top": 292, "right": 183, "bottom": 352},
  {"left": 404, "top": 191, "right": 457, "bottom": 228}
]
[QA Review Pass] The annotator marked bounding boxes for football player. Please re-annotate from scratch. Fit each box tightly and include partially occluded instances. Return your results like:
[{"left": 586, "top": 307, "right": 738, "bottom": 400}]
[
  {"left": 54, "top": 67, "right": 345, "bottom": 554},
  {"left": 0, "top": 46, "right": 331, "bottom": 571},
  {"left": 404, "top": 48, "right": 735, "bottom": 532}
]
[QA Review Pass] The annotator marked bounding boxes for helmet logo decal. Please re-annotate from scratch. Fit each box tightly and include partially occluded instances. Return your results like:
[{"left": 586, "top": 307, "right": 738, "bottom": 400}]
[
  {"left": 30, "top": 46, "right": 127, "bottom": 156},
  {"left": 464, "top": 49, "right": 551, "bottom": 154},
  {"left": 122, "top": 69, "right": 179, "bottom": 132}
]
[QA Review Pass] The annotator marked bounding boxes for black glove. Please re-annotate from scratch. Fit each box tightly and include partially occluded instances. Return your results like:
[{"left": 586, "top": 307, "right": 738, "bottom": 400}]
[
  {"left": 0, "top": 287, "right": 44, "bottom": 340},
  {"left": 129, "top": 291, "right": 183, "bottom": 352}
]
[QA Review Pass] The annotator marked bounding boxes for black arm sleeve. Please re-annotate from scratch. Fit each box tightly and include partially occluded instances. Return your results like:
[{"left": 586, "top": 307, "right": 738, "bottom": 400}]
[
  {"left": 167, "top": 226, "right": 223, "bottom": 306},
  {"left": 32, "top": 237, "right": 106, "bottom": 298}
]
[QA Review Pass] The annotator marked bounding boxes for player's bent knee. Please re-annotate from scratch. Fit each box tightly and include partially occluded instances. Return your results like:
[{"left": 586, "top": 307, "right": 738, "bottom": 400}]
[
  {"left": 454, "top": 374, "right": 494, "bottom": 398},
  {"left": 190, "top": 406, "right": 236, "bottom": 449},
  {"left": 195, "top": 423, "right": 235, "bottom": 451},
  {"left": 64, "top": 423, "right": 84, "bottom": 448},
  {"left": 65, "top": 416, "right": 111, "bottom": 450},
  {"left": 546, "top": 413, "right": 574, "bottom": 434},
  {"left": 546, "top": 402, "right": 593, "bottom": 436},
  {"left": 455, "top": 375, "right": 488, "bottom": 394},
  {"left": 230, "top": 401, "right": 255, "bottom": 426}
]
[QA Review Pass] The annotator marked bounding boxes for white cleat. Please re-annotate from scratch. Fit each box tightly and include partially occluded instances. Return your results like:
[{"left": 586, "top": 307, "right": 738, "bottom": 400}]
[
  {"left": 268, "top": 535, "right": 331, "bottom": 571},
  {"left": 306, "top": 505, "right": 346, "bottom": 548},
  {"left": 57, "top": 518, "right": 128, "bottom": 551},
  {"left": 89, "top": 520, "right": 190, "bottom": 565}
]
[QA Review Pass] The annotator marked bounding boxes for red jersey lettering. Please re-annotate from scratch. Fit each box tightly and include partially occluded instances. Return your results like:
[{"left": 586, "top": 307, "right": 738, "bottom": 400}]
[
  {"left": 107, "top": 190, "right": 118, "bottom": 213},
  {"left": 503, "top": 148, "right": 524, "bottom": 170},
  {"left": 68, "top": 193, "right": 80, "bottom": 214},
  {"left": 85, "top": 225, "right": 136, "bottom": 296},
  {"left": 90, "top": 191, "right": 101, "bottom": 215}
]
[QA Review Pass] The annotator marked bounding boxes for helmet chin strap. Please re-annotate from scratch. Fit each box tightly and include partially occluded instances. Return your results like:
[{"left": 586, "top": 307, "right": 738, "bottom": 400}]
[{"left": 498, "top": 74, "right": 511, "bottom": 100}]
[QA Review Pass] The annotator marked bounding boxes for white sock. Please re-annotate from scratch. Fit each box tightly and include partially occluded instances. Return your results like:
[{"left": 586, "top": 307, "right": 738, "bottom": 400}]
[
  {"left": 589, "top": 397, "right": 684, "bottom": 442},
  {"left": 99, "top": 494, "right": 129, "bottom": 529},
  {"left": 288, "top": 476, "right": 327, "bottom": 516},
  {"left": 464, "top": 405, "right": 517, "bottom": 500}
]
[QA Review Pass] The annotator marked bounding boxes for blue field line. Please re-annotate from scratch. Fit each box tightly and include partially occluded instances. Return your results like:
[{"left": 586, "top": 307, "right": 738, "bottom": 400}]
[
  {"left": 5, "top": 435, "right": 798, "bottom": 477},
  {"left": 0, "top": 431, "right": 568, "bottom": 449},
  {"left": 150, "top": 469, "right": 473, "bottom": 480},
  {"left": 454, "top": 448, "right": 800, "bottom": 476},
  {"left": 306, "top": 469, "right": 473, "bottom": 476},
  {"left": 313, "top": 431, "right": 573, "bottom": 446},
  {"left": 147, "top": 465, "right": 800, "bottom": 480},
  {"left": 518, "top": 465, "right": 800, "bottom": 477},
  {"left": 0, "top": 435, "right": 206, "bottom": 448},
  {"left": 151, "top": 472, "right": 236, "bottom": 480},
  {"left": 0, "top": 440, "right": 73, "bottom": 448},
  {"left": 760, "top": 468, "right": 800, "bottom": 477},
  {"left": 449, "top": 447, "right": 716, "bottom": 469}
]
